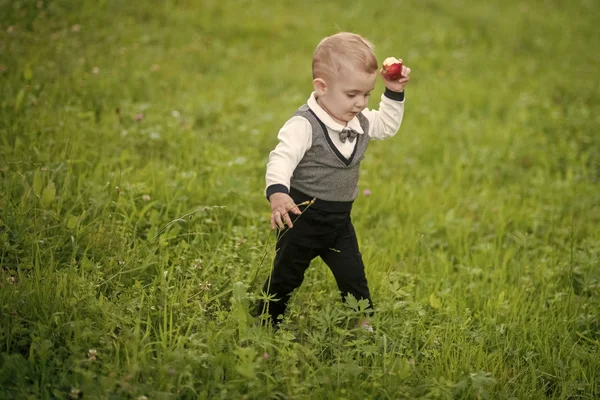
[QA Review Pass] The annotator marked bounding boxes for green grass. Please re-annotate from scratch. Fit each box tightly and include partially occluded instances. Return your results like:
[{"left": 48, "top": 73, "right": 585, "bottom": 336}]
[{"left": 1, "top": 0, "right": 599, "bottom": 398}]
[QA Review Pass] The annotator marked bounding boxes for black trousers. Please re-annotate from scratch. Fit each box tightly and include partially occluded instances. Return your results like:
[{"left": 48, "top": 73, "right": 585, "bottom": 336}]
[{"left": 256, "top": 202, "right": 373, "bottom": 326}]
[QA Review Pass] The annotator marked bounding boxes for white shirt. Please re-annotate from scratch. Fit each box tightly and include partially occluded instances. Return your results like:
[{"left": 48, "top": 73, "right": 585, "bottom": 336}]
[{"left": 266, "top": 91, "right": 405, "bottom": 192}]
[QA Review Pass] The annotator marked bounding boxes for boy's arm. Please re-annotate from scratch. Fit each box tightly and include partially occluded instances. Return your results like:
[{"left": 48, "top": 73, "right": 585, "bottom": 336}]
[
  {"left": 361, "top": 89, "right": 405, "bottom": 140},
  {"left": 361, "top": 63, "right": 411, "bottom": 140},
  {"left": 265, "top": 116, "right": 312, "bottom": 197},
  {"left": 265, "top": 116, "right": 312, "bottom": 229}
]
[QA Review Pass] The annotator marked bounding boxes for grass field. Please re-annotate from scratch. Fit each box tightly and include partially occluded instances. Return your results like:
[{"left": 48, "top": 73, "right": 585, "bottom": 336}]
[{"left": 1, "top": 0, "right": 599, "bottom": 398}]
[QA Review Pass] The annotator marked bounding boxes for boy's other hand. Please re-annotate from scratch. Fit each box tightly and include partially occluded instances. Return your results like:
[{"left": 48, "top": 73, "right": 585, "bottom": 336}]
[
  {"left": 380, "top": 60, "right": 411, "bottom": 92},
  {"left": 269, "top": 193, "right": 301, "bottom": 230}
]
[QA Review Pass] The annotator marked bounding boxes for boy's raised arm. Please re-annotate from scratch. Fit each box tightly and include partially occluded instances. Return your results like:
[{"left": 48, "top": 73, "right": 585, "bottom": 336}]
[{"left": 362, "top": 62, "right": 411, "bottom": 140}]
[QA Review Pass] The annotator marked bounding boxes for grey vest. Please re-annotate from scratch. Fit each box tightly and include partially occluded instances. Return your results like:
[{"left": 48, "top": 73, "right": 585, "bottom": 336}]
[{"left": 290, "top": 105, "right": 370, "bottom": 202}]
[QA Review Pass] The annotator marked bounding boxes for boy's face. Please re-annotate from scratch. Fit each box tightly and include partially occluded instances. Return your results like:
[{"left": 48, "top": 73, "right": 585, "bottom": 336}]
[{"left": 314, "top": 69, "right": 377, "bottom": 126}]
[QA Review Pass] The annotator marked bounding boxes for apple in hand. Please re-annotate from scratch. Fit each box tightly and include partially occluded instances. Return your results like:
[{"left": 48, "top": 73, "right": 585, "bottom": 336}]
[{"left": 382, "top": 57, "right": 404, "bottom": 80}]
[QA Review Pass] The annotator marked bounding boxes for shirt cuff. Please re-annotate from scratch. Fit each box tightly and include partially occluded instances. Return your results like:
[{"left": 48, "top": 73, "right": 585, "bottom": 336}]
[
  {"left": 266, "top": 184, "right": 289, "bottom": 200},
  {"left": 384, "top": 88, "right": 405, "bottom": 102}
]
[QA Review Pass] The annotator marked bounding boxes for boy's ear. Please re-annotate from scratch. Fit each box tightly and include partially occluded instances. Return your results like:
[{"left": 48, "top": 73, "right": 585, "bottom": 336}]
[{"left": 313, "top": 78, "right": 327, "bottom": 96}]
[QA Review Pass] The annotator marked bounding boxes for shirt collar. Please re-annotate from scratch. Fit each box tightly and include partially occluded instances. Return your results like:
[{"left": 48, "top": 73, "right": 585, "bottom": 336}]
[{"left": 307, "top": 92, "right": 364, "bottom": 134}]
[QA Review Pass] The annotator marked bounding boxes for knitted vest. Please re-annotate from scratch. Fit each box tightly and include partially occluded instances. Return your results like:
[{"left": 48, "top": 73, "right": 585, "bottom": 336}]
[{"left": 290, "top": 105, "right": 370, "bottom": 202}]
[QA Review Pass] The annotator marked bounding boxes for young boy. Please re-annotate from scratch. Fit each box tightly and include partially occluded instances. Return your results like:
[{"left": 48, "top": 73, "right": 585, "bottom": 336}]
[{"left": 257, "top": 32, "right": 411, "bottom": 329}]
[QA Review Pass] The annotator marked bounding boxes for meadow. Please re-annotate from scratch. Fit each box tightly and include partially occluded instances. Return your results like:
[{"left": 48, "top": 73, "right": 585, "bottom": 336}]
[{"left": 1, "top": 0, "right": 599, "bottom": 398}]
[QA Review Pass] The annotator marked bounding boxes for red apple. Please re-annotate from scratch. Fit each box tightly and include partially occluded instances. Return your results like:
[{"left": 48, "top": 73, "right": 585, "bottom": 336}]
[{"left": 382, "top": 57, "right": 404, "bottom": 80}]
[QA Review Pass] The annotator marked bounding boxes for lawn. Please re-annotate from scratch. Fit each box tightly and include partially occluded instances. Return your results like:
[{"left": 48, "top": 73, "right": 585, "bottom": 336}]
[{"left": 1, "top": 0, "right": 599, "bottom": 398}]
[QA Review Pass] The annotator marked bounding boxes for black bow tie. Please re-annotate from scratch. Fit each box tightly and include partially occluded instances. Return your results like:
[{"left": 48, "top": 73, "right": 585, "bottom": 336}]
[{"left": 339, "top": 128, "right": 359, "bottom": 143}]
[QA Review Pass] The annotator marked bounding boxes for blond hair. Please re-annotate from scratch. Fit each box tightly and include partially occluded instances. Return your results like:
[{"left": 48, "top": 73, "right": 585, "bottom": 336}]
[{"left": 312, "top": 32, "right": 378, "bottom": 81}]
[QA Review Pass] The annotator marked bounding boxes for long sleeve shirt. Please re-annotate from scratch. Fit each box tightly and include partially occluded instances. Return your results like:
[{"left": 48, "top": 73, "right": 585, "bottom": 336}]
[{"left": 266, "top": 88, "right": 405, "bottom": 196}]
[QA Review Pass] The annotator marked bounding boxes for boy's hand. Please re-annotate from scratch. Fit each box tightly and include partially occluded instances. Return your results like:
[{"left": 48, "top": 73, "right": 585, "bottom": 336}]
[
  {"left": 269, "top": 192, "right": 301, "bottom": 230},
  {"left": 380, "top": 60, "right": 411, "bottom": 93}
]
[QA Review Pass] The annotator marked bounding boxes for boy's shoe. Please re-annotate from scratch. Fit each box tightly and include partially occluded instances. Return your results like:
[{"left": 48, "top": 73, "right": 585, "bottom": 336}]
[{"left": 357, "top": 319, "right": 374, "bottom": 333}]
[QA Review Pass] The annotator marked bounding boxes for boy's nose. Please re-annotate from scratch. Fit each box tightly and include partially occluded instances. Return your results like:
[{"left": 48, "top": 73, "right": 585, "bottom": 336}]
[{"left": 355, "top": 98, "right": 366, "bottom": 108}]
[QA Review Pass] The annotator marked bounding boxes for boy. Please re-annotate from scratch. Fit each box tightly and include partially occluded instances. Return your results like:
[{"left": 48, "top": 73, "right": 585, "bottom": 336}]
[{"left": 257, "top": 32, "right": 411, "bottom": 330}]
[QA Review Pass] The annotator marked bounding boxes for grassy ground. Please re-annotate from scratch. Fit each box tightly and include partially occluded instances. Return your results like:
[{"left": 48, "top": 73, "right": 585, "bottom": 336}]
[{"left": 1, "top": 0, "right": 599, "bottom": 398}]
